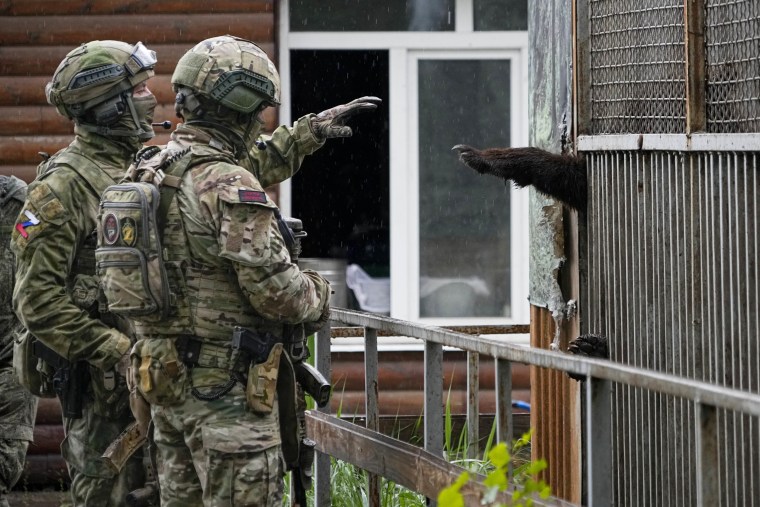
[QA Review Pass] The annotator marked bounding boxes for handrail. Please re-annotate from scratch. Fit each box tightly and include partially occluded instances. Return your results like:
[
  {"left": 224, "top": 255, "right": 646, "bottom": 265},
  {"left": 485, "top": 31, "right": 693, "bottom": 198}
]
[
  {"left": 306, "top": 308, "right": 760, "bottom": 507},
  {"left": 329, "top": 309, "right": 760, "bottom": 415}
]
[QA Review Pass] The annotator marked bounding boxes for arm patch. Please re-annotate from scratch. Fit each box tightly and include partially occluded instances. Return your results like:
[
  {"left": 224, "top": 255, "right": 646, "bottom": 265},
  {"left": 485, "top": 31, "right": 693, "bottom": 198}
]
[
  {"left": 238, "top": 189, "right": 268, "bottom": 203},
  {"left": 11, "top": 181, "right": 71, "bottom": 250}
]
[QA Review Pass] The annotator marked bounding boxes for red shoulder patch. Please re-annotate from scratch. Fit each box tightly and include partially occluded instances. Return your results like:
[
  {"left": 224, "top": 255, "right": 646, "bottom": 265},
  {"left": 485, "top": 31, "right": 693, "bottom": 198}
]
[{"left": 238, "top": 189, "right": 267, "bottom": 203}]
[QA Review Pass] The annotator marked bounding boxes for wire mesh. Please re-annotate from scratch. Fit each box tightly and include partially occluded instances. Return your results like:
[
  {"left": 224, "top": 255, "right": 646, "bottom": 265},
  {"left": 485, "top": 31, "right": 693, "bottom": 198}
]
[
  {"left": 588, "top": 0, "right": 686, "bottom": 134},
  {"left": 705, "top": 0, "right": 760, "bottom": 133},
  {"left": 584, "top": 151, "right": 760, "bottom": 506}
]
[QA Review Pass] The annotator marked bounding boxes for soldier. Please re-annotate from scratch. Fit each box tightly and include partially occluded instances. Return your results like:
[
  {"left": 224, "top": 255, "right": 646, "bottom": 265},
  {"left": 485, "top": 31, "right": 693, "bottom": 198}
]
[
  {"left": 116, "top": 35, "right": 379, "bottom": 505},
  {"left": 11, "top": 41, "right": 158, "bottom": 506},
  {"left": 0, "top": 175, "right": 38, "bottom": 507}
]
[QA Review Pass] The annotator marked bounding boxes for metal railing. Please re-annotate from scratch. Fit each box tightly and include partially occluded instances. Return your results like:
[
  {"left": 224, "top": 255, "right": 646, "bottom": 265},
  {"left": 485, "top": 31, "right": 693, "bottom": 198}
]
[{"left": 305, "top": 308, "right": 760, "bottom": 507}]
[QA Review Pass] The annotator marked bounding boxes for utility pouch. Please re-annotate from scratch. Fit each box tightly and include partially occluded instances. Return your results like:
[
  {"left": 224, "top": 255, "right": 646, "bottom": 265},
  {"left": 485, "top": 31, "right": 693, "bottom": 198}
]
[
  {"left": 132, "top": 338, "right": 187, "bottom": 407},
  {"left": 90, "top": 366, "right": 129, "bottom": 419},
  {"left": 95, "top": 183, "right": 172, "bottom": 318},
  {"left": 12, "top": 328, "right": 56, "bottom": 398},
  {"left": 246, "top": 342, "right": 283, "bottom": 414}
]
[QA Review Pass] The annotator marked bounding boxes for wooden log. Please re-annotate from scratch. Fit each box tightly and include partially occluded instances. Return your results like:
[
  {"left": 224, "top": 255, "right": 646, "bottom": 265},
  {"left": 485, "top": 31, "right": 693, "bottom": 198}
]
[
  {"left": 0, "top": 166, "right": 37, "bottom": 182},
  {"left": 0, "top": 135, "right": 71, "bottom": 164},
  {"left": 0, "top": 14, "right": 274, "bottom": 46},
  {"left": 330, "top": 358, "right": 531, "bottom": 391},
  {"left": 0, "top": 42, "right": 275, "bottom": 76},
  {"left": 28, "top": 425, "right": 64, "bottom": 455},
  {"left": 0, "top": 106, "right": 75, "bottom": 136},
  {"left": 329, "top": 388, "right": 532, "bottom": 416},
  {"left": 0, "top": 0, "right": 274, "bottom": 16},
  {"left": 35, "top": 398, "right": 62, "bottom": 425}
]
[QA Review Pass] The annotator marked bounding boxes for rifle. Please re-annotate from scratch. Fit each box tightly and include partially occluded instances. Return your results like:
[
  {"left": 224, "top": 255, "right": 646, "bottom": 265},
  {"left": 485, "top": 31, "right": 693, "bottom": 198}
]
[
  {"left": 277, "top": 214, "right": 333, "bottom": 506},
  {"left": 32, "top": 340, "right": 89, "bottom": 419}
]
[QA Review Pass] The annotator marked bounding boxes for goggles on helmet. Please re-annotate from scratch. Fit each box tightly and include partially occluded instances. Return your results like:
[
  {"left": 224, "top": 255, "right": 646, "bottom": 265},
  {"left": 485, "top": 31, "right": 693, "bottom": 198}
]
[{"left": 125, "top": 42, "right": 157, "bottom": 76}]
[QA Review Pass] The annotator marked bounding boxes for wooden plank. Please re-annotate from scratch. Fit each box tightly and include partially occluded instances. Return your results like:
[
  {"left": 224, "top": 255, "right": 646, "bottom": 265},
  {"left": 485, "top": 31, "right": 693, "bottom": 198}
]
[
  {"left": 0, "top": 13, "right": 274, "bottom": 46},
  {"left": 466, "top": 351, "right": 479, "bottom": 459},
  {"left": 684, "top": 0, "right": 706, "bottom": 134},
  {"left": 306, "top": 411, "right": 571, "bottom": 507},
  {"left": 0, "top": 0, "right": 274, "bottom": 16},
  {"left": 306, "top": 410, "right": 507, "bottom": 506},
  {"left": 0, "top": 42, "right": 276, "bottom": 76}
]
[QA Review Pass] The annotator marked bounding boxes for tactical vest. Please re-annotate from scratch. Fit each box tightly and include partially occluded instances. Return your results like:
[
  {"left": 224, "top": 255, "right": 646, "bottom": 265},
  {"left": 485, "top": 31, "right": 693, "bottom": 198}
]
[
  {"left": 38, "top": 148, "right": 118, "bottom": 277},
  {"left": 105, "top": 145, "right": 270, "bottom": 342}
]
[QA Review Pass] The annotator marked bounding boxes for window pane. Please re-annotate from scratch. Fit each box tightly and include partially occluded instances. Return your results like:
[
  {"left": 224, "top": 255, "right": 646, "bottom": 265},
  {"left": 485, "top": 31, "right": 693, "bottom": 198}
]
[
  {"left": 418, "top": 59, "right": 511, "bottom": 318},
  {"left": 290, "top": 0, "right": 455, "bottom": 31},
  {"left": 474, "top": 0, "right": 528, "bottom": 31}
]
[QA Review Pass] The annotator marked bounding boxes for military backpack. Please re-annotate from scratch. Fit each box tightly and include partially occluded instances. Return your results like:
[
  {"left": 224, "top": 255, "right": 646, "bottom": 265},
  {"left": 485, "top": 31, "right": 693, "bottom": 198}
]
[{"left": 95, "top": 146, "right": 192, "bottom": 319}]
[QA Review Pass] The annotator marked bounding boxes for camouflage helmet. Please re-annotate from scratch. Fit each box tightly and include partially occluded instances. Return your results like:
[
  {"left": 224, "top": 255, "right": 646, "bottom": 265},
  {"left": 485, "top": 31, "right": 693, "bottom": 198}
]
[
  {"left": 171, "top": 35, "right": 280, "bottom": 115},
  {"left": 46, "top": 40, "right": 156, "bottom": 121}
]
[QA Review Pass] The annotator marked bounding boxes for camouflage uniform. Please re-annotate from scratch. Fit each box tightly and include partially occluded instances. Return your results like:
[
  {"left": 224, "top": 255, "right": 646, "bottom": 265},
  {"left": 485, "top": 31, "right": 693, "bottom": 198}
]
[
  {"left": 11, "top": 41, "right": 158, "bottom": 506},
  {"left": 123, "top": 36, "right": 332, "bottom": 506},
  {"left": 0, "top": 176, "right": 38, "bottom": 507}
]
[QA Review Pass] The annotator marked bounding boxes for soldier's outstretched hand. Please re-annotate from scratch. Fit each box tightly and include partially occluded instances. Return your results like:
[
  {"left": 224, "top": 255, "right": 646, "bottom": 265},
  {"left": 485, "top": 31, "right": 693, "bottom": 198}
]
[{"left": 310, "top": 96, "right": 382, "bottom": 139}]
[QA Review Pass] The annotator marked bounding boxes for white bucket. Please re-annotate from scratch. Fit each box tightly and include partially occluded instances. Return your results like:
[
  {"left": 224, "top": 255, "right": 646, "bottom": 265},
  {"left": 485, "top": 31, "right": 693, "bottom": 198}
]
[{"left": 299, "top": 258, "right": 348, "bottom": 308}]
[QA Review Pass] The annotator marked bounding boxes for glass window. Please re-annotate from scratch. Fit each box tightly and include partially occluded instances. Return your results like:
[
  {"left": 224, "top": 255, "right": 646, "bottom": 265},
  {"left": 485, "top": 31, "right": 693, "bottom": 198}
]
[
  {"left": 418, "top": 59, "right": 512, "bottom": 318},
  {"left": 474, "top": 0, "right": 528, "bottom": 31},
  {"left": 289, "top": 0, "right": 455, "bottom": 32}
]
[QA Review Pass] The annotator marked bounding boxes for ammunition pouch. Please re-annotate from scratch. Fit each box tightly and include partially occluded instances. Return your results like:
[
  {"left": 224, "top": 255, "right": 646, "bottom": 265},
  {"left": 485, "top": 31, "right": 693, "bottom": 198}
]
[{"left": 131, "top": 338, "right": 187, "bottom": 407}]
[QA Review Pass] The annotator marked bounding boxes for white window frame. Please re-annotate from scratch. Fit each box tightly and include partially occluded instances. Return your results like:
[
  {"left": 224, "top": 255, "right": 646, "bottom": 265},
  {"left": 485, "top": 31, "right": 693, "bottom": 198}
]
[{"left": 279, "top": 0, "right": 530, "bottom": 327}]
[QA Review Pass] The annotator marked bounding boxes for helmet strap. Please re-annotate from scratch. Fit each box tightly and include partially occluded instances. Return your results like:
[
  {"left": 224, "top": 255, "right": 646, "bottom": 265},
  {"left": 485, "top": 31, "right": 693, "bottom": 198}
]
[{"left": 76, "top": 93, "right": 152, "bottom": 140}]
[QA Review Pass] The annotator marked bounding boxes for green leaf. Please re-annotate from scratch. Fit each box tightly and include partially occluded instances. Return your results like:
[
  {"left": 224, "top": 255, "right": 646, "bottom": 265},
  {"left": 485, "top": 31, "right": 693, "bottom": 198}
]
[
  {"left": 525, "top": 458, "right": 547, "bottom": 476},
  {"left": 438, "top": 487, "right": 465, "bottom": 507},
  {"left": 484, "top": 469, "right": 508, "bottom": 490},
  {"left": 488, "top": 443, "right": 510, "bottom": 468}
]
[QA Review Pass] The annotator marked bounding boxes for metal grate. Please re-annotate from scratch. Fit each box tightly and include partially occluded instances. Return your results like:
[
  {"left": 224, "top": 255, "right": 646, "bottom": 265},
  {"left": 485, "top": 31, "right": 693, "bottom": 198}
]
[
  {"left": 706, "top": 0, "right": 760, "bottom": 133},
  {"left": 584, "top": 151, "right": 760, "bottom": 506},
  {"left": 588, "top": 0, "right": 686, "bottom": 134}
]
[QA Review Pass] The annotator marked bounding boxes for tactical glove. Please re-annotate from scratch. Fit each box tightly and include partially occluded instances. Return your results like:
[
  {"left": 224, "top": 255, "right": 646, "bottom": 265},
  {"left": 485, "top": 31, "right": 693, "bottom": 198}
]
[
  {"left": 304, "top": 305, "right": 331, "bottom": 336},
  {"left": 310, "top": 96, "right": 382, "bottom": 139}
]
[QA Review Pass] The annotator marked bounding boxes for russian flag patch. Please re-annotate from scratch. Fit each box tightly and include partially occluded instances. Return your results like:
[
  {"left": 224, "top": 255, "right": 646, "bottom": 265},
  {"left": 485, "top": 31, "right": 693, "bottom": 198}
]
[{"left": 238, "top": 189, "right": 267, "bottom": 203}]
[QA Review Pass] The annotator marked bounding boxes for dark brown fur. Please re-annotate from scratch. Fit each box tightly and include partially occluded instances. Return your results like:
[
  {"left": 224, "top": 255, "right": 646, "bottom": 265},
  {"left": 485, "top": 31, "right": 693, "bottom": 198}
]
[{"left": 452, "top": 145, "right": 587, "bottom": 212}]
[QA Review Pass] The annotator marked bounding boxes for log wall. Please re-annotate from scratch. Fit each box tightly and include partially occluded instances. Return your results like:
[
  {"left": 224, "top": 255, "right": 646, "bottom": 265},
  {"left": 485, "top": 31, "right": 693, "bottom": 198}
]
[{"left": 0, "top": 0, "right": 276, "bottom": 181}]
